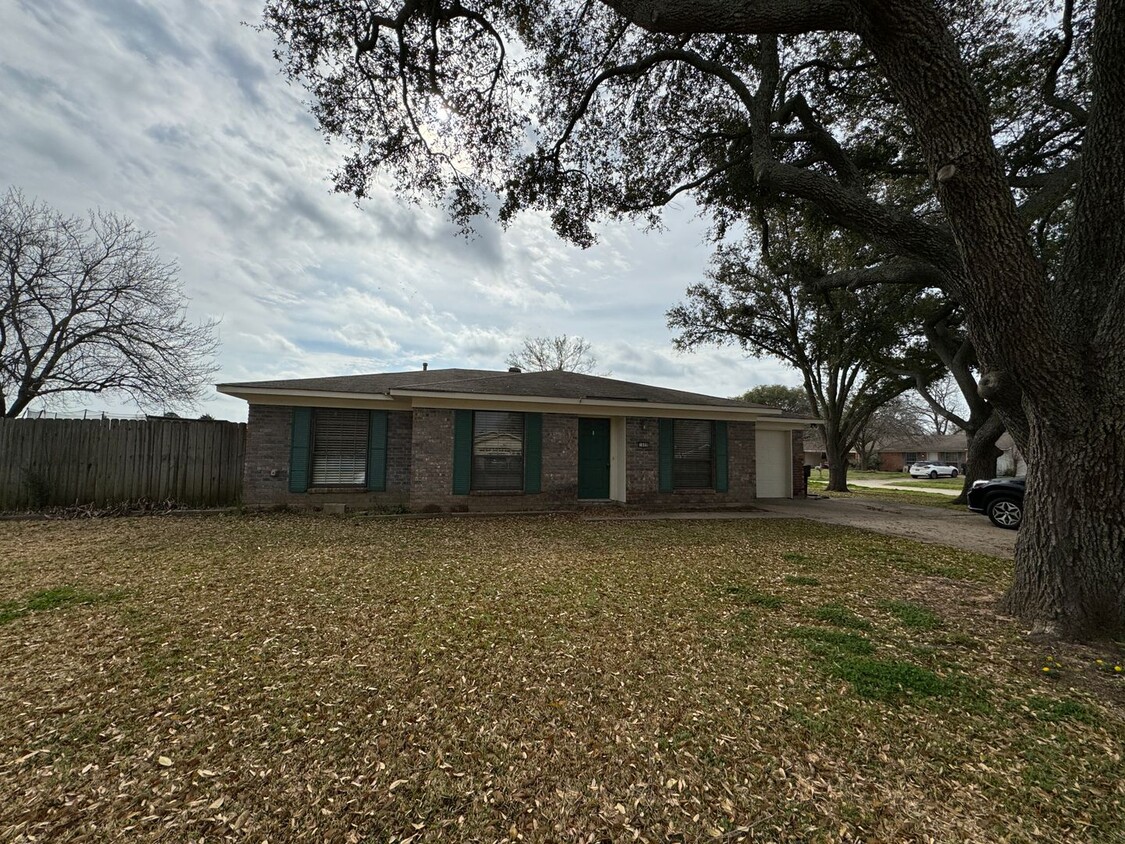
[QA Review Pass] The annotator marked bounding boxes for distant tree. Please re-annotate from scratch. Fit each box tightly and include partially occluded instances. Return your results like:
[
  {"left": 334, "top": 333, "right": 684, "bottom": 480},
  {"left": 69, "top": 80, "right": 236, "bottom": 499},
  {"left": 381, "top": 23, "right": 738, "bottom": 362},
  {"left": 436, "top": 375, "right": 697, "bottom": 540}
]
[
  {"left": 912, "top": 374, "right": 963, "bottom": 436},
  {"left": 736, "top": 384, "right": 811, "bottom": 416},
  {"left": 853, "top": 396, "right": 927, "bottom": 470},
  {"left": 506, "top": 335, "right": 602, "bottom": 374},
  {"left": 0, "top": 189, "right": 218, "bottom": 417},
  {"left": 670, "top": 234, "right": 940, "bottom": 493}
]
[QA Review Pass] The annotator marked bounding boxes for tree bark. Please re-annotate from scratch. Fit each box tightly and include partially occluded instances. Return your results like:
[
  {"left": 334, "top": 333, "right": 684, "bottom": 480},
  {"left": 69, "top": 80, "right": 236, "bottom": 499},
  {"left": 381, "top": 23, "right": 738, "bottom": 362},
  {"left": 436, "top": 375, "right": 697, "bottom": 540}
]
[
  {"left": 1001, "top": 417, "right": 1125, "bottom": 638},
  {"left": 824, "top": 432, "right": 851, "bottom": 492},
  {"left": 854, "top": 2, "right": 1125, "bottom": 638},
  {"left": 954, "top": 411, "right": 1004, "bottom": 504}
]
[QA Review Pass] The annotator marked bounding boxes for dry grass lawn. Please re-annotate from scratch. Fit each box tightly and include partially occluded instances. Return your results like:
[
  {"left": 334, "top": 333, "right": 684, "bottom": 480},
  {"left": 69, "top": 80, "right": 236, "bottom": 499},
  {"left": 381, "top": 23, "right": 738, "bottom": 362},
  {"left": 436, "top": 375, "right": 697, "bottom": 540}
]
[{"left": 0, "top": 514, "right": 1122, "bottom": 843}]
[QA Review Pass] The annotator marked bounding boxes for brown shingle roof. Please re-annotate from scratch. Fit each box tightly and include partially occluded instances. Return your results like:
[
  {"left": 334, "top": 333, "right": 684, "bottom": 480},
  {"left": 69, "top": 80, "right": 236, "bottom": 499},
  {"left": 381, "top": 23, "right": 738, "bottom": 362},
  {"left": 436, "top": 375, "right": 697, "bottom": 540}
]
[
  {"left": 218, "top": 368, "right": 768, "bottom": 410},
  {"left": 877, "top": 433, "right": 969, "bottom": 452}
]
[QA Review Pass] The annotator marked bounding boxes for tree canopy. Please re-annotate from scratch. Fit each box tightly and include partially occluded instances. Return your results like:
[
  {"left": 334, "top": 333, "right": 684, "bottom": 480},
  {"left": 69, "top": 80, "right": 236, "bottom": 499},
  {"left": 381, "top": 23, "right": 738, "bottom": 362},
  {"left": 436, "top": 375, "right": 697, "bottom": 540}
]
[
  {"left": 506, "top": 335, "right": 603, "bottom": 374},
  {"left": 736, "top": 384, "right": 810, "bottom": 416},
  {"left": 260, "top": 0, "right": 1125, "bottom": 636},
  {"left": 670, "top": 224, "right": 940, "bottom": 490},
  {"left": 0, "top": 189, "right": 218, "bottom": 418}
]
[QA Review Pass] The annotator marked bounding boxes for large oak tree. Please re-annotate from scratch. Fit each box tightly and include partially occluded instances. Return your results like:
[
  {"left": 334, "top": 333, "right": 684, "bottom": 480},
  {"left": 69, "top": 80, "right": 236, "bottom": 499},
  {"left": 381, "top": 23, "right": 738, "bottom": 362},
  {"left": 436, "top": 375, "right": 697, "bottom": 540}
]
[{"left": 261, "top": 0, "right": 1124, "bottom": 638}]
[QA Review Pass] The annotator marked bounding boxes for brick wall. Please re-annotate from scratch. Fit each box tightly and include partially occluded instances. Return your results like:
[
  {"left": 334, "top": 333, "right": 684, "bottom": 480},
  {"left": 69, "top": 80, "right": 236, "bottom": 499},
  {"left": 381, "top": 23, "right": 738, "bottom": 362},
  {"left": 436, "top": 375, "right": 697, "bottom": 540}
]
[
  {"left": 879, "top": 451, "right": 906, "bottom": 472},
  {"left": 792, "top": 429, "right": 807, "bottom": 498},
  {"left": 625, "top": 417, "right": 758, "bottom": 508},
  {"left": 242, "top": 404, "right": 412, "bottom": 508},
  {"left": 409, "top": 409, "right": 582, "bottom": 511},
  {"left": 243, "top": 406, "right": 786, "bottom": 511},
  {"left": 625, "top": 417, "right": 659, "bottom": 498},
  {"left": 409, "top": 407, "right": 453, "bottom": 507}
]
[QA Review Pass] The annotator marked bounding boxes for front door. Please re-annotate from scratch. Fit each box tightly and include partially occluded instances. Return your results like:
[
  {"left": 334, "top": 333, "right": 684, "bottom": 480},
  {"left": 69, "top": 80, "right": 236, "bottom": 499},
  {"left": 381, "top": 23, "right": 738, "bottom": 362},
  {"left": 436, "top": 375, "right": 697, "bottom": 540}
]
[{"left": 577, "top": 418, "right": 611, "bottom": 499}]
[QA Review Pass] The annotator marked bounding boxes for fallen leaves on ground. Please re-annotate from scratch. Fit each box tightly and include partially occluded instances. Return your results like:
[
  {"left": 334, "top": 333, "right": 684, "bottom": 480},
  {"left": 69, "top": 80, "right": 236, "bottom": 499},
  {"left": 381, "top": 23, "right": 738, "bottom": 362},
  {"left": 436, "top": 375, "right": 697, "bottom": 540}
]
[{"left": 0, "top": 514, "right": 1121, "bottom": 843}]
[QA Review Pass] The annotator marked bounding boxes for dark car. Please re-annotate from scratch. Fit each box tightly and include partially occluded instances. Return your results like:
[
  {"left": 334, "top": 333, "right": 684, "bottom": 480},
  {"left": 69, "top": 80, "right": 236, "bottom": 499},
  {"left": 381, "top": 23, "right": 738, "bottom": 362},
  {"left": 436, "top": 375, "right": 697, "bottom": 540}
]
[{"left": 967, "top": 477, "right": 1026, "bottom": 529}]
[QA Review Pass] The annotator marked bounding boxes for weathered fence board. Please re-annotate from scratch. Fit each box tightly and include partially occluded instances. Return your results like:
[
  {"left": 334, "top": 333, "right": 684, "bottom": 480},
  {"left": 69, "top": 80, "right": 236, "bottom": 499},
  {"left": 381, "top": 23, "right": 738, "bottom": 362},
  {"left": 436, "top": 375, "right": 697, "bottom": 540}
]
[{"left": 0, "top": 418, "right": 246, "bottom": 510}]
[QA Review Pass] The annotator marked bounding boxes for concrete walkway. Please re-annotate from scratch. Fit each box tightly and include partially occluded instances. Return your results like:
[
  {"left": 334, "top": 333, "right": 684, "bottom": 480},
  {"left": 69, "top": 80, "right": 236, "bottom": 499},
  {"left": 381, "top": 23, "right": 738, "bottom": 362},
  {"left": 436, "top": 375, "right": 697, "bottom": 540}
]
[{"left": 586, "top": 495, "right": 1015, "bottom": 559}]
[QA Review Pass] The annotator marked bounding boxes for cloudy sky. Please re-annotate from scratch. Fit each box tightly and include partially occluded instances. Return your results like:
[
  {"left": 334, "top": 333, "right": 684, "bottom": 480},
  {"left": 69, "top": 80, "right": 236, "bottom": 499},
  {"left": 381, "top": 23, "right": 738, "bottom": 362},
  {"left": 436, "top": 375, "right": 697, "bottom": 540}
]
[{"left": 1, "top": 0, "right": 799, "bottom": 421}]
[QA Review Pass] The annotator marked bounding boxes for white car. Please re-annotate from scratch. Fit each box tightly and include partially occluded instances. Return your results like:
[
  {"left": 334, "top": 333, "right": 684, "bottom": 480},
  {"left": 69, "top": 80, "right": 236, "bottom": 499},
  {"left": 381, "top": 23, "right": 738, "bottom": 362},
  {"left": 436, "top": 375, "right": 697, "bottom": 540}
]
[{"left": 909, "top": 462, "right": 959, "bottom": 479}]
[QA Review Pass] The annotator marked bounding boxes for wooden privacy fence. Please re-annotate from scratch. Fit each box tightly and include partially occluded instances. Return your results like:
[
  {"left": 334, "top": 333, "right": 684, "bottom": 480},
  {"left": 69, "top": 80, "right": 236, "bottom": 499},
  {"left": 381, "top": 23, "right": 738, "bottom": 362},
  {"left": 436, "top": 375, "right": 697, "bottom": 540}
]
[{"left": 0, "top": 418, "right": 246, "bottom": 510}]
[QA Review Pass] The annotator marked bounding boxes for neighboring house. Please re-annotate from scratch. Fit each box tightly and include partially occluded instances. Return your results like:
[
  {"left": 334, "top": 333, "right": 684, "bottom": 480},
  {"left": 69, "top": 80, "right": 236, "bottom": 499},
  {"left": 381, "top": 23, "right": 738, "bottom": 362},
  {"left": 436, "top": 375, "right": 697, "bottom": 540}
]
[
  {"left": 801, "top": 433, "right": 858, "bottom": 468},
  {"left": 217, "top": 368, "right": 809, "bottom": 511},
  {"left": 876, "top": 434, "right": 969, "bottom": 471},
  {"left": 995, "top": 433, "right": 1027, "bottom": 477}
]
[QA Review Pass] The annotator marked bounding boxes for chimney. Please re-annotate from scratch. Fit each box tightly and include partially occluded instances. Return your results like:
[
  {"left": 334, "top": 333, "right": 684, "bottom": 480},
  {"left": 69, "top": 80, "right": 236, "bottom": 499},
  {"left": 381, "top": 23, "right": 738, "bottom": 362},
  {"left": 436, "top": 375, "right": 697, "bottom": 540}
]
[
  {"left": 508, "top": 366, "right": 521, "bottom": 373},
  {"left": 422, "top": 362, "right": 428, "bottom": 371}
]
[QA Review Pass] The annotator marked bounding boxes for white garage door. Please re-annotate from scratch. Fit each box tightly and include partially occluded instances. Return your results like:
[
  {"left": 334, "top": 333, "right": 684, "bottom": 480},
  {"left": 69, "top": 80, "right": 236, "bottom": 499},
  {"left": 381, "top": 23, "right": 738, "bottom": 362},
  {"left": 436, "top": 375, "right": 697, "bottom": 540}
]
[{"left": 756, "top": 429, "right": 792, "bottom": 498}]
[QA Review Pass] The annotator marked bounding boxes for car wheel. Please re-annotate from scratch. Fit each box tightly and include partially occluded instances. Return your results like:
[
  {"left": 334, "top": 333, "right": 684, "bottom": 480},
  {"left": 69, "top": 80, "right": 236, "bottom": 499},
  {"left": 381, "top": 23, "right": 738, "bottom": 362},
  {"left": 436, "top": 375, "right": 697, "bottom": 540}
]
[
  {"left": 929, "top": 470, "right": 938, "bottom": 479},
  {"left": 951, "top": 469, "right": 959, "bottom": 477},
  {"left": 987, "top": 497, "right": 1023, "bottom": 530}
]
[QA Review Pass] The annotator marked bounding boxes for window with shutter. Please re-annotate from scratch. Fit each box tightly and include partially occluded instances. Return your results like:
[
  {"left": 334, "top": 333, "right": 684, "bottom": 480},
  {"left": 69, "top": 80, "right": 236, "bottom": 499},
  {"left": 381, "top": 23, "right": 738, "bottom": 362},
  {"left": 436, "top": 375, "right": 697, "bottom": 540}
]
[
  {"left": 311, "top": 409, "right": 369, "bottom": 486},
  {"left": 673, "top": 419, "right": 713, "bottom": 489},
  {"left": 471, "top": 411, "right": 524, "bottom": 491}
]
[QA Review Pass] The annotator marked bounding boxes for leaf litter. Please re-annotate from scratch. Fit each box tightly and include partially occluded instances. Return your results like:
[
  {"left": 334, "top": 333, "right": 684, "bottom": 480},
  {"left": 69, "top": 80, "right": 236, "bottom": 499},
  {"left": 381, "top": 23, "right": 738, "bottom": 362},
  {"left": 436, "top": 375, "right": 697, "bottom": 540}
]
[{"left": 0, "top": 513, "right": 1121, "bottom": 842}]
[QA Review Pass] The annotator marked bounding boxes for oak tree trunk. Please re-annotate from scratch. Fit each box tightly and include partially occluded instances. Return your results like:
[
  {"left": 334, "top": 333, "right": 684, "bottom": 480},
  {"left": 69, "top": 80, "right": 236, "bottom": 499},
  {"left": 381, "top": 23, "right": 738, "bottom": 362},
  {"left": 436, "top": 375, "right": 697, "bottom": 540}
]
[
  {"left": 824, "top": 436, "right": 851, "bottom": 492},
  {"left": 954, "top": 412, "right": 1005, "bottom": 504},
  {"left": 1001, "top": 417, "right": 1125, "bottom": 638}
]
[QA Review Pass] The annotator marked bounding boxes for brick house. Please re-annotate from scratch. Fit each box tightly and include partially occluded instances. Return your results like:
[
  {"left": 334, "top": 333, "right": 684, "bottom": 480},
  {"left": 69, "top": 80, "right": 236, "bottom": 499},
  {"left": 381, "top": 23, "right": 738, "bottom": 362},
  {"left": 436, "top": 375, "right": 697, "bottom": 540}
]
[
  {"left": 217, "top": 368, "right": 808, "bottom": 511},
  {"left": 876, "top": 434, "right": 969, "bottom": 472}
]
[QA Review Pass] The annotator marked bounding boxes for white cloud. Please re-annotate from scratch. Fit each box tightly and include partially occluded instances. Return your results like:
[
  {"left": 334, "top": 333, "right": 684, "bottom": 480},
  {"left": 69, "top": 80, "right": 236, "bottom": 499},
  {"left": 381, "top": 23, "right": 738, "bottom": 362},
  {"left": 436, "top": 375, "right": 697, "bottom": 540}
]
[{"left": 1, "top": 0, "right": 797, "bottom": 422}]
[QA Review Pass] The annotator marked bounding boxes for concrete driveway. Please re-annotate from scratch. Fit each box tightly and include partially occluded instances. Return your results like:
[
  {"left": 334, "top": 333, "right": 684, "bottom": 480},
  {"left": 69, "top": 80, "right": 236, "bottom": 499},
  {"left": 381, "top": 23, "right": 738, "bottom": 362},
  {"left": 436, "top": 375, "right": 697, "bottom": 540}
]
[
  {"left": 754, "top": 496, "right": 1016, "bottom": 558},
  {"left": 590, "top": 495, "right": 1016, "bottom": 559}
]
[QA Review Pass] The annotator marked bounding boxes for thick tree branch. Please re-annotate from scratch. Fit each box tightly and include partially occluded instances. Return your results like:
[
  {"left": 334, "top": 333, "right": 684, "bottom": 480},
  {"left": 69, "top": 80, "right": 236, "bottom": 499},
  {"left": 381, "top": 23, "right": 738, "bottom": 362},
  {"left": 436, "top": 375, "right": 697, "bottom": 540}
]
[
  {"left": 803, "top": 258, "right": 949, "bottom": 293},
  {"left": 1042, "top": 0, "right": 1088, "bottom": 123},
  {"left": 774, "top": 93, "right": 861, "bottom": 187},
  {"left": 602, "top": 0, "right": 857, "bottom": 35}
]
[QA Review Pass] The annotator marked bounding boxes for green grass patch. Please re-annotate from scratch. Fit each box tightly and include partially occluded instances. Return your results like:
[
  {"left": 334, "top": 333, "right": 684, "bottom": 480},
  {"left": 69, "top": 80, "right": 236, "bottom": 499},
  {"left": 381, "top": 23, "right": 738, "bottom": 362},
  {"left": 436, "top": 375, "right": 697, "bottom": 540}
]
[
  {"left": 808, "top": 481, "right": 964, "bottom": 509},
  {"left": 1024, "top": 696, "right": 1098, "bottom": 725},
  {"left": 899, "top": 476, "right": 965, "bottom": 490},
  {"left": 826, "top": 655, "right": 959, "bottom": 701},
  {"left": 0, "top": 586, "right": 115, "bottom": 625},
  {"left": 878, "top": 599, "right": 944, "bottom": 630},
  {"left": 814, "top": 603, "right": 872, "bottom": 630},
  {"left": 789, "top": 626, "right": 875, "bottom": 656}
]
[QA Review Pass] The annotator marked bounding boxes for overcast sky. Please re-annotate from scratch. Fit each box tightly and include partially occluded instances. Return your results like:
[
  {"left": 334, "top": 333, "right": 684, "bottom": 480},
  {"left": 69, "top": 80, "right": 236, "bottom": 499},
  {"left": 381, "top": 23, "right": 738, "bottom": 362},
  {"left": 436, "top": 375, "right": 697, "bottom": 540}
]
[{"left": 1, "top": 0, "right": 800, "bottom": 421}]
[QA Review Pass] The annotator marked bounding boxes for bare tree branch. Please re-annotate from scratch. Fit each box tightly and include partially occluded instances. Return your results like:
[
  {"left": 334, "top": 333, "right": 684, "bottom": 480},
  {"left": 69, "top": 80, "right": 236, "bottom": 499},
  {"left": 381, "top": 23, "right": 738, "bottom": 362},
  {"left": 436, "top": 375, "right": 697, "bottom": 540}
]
[{"left": 0, "top": 188, "right": 219, "bottom": 417}]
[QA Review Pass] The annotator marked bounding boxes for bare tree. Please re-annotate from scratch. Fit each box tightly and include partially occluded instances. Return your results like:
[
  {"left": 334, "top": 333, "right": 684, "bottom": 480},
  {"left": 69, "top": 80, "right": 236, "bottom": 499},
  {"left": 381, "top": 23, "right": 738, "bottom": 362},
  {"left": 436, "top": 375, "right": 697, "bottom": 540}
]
[
  {"left": 911, "top": 373, "right": 967, "bottom": 436},
  {"left": 853, "top": 396, "right": 927, "bottom": 470},
  {"left": 506, "top": 335, "right": 602, "bottom": 374},
  {"left": 0, "top": 188, "right": 219, "bottom": 418}
]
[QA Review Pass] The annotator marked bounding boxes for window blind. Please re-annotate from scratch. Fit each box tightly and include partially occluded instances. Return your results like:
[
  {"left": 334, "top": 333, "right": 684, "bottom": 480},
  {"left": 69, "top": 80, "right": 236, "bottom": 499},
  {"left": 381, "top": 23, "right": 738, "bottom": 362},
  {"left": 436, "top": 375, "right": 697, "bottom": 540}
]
[
  {"left": 311, "top": 409, "right": 369, "bottom": 486},
  {"left": 471, "top": 411, "right": 524, "bottom": 491},
  {"left": 673, "top": 419, "right": 713, "bottom": 489}
]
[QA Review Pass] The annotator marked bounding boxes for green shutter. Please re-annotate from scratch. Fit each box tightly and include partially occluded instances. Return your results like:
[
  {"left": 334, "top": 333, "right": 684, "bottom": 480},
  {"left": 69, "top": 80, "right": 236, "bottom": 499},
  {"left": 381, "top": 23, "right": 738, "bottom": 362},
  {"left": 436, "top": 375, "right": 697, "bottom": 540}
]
[
  {"left": 366, "top": 411, "right": 388, "bottom": 491},
  {"left": 524, "top": 413, "right": 542, "bottom": 493},
  {"left": 289, "top": 407, "right": 312, "bottom": 492},
  {"left": 658, "top": 418, "right": 674, "bottom": 493},
  {"left": 452, "top": 410, "right": 473, "bottom": 495},
  {"left": 714, "top": 421, "right": 729, "bottom": 492}
]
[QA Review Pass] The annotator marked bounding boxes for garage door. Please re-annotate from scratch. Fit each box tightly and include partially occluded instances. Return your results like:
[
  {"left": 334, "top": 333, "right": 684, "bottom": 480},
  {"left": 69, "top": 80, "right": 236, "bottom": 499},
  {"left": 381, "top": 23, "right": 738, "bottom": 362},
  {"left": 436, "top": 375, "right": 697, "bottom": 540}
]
[{"left": 756, "top": 429, "right": 792, "bottom": 498}]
